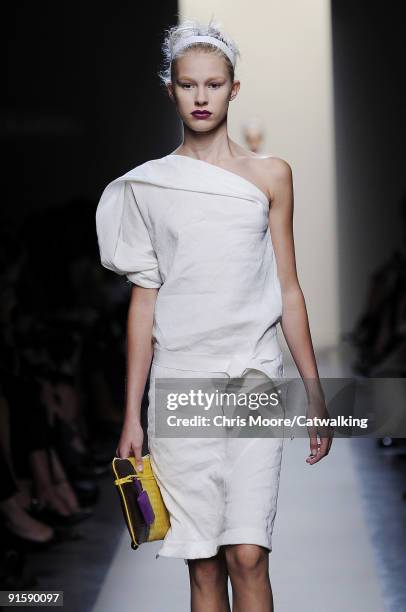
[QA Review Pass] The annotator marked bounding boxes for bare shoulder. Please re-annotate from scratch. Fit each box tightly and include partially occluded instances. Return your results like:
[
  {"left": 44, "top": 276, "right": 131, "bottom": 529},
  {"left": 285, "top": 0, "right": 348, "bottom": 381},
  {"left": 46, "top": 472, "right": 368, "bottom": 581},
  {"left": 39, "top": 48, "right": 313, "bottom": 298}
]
[
  {"left": 247, "top": 154, "right": 292, "bottom": 201},
  {"left": 240, "top": 149, "right": 291, "bottom": 176},
  {"left": 231, "top": 145, "right": 292, "bottom": 200},
  {"left": 259, "top": 156, "right": 292, "bottom": 180}
]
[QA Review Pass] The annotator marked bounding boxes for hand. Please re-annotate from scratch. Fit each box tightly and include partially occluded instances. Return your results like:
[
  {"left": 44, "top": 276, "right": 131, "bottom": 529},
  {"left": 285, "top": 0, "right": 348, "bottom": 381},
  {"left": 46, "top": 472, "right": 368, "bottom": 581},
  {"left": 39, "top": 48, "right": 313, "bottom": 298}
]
[
  {"left": 116, "top": 417, "right": 144, "bottom": 472},
  {"left": 305, "top": 394, "right": 334, "bottom": 465}
]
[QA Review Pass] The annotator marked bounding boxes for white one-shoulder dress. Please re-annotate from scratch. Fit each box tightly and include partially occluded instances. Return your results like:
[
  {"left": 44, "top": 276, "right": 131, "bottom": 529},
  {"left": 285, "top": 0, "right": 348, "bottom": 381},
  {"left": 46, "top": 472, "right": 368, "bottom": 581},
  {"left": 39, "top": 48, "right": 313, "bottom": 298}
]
[{"left": 96, "top": 154, "right": 285, "bottom": 563}]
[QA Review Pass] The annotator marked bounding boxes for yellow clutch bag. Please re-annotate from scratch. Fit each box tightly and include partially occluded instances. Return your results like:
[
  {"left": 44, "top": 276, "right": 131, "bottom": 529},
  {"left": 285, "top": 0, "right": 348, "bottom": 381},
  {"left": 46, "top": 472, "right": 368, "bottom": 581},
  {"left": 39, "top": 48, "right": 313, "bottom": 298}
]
[{"left": 112, "top": 453, "right": 170, "bottom": 550}]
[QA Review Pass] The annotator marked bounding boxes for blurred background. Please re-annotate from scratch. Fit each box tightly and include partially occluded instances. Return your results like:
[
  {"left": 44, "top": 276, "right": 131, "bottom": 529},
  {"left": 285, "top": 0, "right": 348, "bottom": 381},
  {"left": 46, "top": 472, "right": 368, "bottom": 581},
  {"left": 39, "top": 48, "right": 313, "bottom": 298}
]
[{"left": 2, "top": 1, "right": 405, "bottom": 611}]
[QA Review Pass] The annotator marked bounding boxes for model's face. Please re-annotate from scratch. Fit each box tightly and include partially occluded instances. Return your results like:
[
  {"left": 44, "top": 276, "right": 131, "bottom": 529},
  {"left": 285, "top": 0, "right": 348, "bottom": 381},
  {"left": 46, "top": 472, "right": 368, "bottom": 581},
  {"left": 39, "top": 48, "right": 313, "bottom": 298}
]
[{"left": 167, "top": 50, "right": 240, "bottom": 130}]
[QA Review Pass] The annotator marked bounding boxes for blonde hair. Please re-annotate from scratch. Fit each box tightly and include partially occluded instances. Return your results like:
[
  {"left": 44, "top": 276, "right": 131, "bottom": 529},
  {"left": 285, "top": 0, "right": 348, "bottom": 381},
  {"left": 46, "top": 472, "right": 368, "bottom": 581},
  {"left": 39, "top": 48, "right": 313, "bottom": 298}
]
[{"left": 158, "top": 17, "right": 241, "bottom": 87}]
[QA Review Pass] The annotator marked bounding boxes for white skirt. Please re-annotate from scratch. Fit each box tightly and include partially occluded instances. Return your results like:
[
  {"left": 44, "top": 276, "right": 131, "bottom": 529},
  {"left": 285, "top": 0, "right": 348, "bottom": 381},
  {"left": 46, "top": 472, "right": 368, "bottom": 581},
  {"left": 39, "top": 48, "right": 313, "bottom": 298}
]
[{"left": 148, "top": 361, "right": 285, "bottom": 564}]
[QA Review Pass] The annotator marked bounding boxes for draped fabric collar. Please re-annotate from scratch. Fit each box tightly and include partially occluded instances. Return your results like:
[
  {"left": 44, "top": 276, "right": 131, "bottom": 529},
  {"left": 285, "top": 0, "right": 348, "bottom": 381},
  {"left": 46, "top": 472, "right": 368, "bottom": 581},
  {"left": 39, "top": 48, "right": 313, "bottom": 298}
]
[{"left": 106, "top": 154, "right": 270, "bottom": 210}]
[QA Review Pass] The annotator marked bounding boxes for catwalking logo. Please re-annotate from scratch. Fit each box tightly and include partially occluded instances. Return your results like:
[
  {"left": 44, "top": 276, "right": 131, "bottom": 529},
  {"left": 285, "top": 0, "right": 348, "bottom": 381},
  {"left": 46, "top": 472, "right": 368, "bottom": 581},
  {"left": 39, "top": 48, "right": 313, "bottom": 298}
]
[{"left": 290, "top": 415, "right": 368, "bottom": 429}]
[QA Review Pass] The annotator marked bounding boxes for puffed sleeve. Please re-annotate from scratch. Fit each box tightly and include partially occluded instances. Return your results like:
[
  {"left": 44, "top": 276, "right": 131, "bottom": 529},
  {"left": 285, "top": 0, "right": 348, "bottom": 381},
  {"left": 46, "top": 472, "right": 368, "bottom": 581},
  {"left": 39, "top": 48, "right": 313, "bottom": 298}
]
[{"left": 95, "top": 179, "right": 163, "bottom": 288}]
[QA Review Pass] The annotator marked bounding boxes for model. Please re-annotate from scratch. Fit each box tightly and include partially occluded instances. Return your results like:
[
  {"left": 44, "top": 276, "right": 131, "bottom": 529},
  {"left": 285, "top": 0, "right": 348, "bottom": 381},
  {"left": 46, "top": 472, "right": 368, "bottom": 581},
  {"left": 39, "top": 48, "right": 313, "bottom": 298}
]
[{"left": 95, "top": 17, "right": 333, "bottom": 612}]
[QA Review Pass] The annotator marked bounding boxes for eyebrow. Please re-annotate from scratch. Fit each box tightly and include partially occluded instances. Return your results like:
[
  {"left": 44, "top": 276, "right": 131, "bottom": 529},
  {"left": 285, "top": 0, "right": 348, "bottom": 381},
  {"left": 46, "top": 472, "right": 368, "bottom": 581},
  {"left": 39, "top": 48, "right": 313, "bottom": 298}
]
[{"left": 176, "top": 76, "right": 225, "bottom": 82}]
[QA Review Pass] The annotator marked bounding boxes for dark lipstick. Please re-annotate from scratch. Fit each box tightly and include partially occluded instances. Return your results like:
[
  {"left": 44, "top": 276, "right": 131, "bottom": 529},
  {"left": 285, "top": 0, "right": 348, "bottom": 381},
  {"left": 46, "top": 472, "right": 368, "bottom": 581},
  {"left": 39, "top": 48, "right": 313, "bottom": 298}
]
[{"left": 191, "top": 110, "right": 212, "bottom": 119}]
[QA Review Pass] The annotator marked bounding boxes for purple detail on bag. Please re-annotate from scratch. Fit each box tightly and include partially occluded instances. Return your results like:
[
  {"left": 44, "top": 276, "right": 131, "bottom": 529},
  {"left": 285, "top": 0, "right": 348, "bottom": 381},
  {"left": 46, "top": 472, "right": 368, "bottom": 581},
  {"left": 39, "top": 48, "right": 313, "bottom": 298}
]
[
  {"left": 137, "top": 490, "right": 155, "bottom": 525},
  {"left": 133, "top": 477, "right": 143, "bottom": 496}
]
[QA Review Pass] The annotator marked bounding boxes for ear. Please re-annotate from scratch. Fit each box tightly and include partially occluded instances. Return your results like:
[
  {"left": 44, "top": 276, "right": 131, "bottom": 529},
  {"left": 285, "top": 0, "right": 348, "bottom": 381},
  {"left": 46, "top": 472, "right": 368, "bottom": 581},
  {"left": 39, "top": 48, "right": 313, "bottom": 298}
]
[
  {"left": 229, "top": 80, "right": 240, "bottom": 101},
  {"left": 167, "top": 82, "right": 175, "bottom": 103}
]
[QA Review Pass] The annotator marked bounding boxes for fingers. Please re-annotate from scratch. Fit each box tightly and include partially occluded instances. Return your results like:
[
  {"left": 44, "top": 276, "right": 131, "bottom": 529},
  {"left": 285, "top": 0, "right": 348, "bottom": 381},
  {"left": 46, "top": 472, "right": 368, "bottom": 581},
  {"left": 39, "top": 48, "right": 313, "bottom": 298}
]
[
  {"left": 326, "top": 430, "right": 334, "bottom": 453},
  {"left": 306, "top": 435, "right": 319, "bottom": 464},
  {"left": 134, "top": 445, "right": 144, "bottom": 472},
  {"left": 116, "top": 443, "right": 131, "bottom": 459},
  {"left": 115, "top": 443, "right": 144, "bottom": 472},
  {"left": 306, "top": 431, "right": 333, "bottom": 465}
]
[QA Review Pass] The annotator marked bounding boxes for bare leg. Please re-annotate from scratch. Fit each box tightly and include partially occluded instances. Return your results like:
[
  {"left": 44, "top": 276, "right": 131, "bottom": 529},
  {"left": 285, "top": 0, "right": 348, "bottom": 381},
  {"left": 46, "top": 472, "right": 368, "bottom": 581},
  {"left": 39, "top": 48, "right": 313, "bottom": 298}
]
[
  {"left": 187, "top": 546, "right": 231, "bottom": 612},
  {"left": 225, "top": 544, "right": 273, "bottom": 612}
]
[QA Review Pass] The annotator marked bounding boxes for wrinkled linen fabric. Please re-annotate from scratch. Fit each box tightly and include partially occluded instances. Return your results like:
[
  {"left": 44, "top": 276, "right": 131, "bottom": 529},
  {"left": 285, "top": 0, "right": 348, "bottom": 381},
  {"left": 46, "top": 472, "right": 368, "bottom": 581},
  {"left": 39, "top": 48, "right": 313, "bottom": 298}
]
[
  {"left": 96, "top": 154, "right": 285, "bottom": 561},
  {"left": 148, "top": 363, "right": 285, "bottom": 564}
]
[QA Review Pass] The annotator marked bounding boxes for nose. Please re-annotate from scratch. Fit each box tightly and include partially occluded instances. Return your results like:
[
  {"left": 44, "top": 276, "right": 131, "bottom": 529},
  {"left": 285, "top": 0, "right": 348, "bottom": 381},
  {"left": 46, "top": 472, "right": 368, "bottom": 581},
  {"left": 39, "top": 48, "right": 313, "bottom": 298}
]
[{"left": 194, "top": 86, "right": 208, "bottom": 106}]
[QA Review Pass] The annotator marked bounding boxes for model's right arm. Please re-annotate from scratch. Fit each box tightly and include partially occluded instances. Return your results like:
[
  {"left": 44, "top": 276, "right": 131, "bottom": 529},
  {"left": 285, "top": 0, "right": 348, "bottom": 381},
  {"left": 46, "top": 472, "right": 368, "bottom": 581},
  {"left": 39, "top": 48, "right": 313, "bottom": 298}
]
[
  {"left": 96, "top": 179, "right": 163, "bottom": 470},
  {"left": 117, "top": 284, "right": 158, "bottom": 471}
]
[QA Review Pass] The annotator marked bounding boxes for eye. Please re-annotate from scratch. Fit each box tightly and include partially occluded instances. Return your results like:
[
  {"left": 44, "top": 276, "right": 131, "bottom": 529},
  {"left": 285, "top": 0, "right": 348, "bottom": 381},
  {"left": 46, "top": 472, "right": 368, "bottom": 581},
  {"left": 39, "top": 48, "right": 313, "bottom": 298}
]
[
  {"left": 180, "top": 83, "right": 193, "bottom": 89},
  {"left": 209, "top": 83, "right": 222, "bottom": 89}
]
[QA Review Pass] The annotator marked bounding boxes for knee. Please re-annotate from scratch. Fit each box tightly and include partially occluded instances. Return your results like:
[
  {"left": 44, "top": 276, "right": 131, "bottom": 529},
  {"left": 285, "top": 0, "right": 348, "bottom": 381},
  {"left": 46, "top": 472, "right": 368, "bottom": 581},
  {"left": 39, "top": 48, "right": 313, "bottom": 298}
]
[
  {"left": 225, "top": 544, "right": 267, "bottom": 577},
  {"left": 188, "top": 556, "right": 227, "bottom": 589}
]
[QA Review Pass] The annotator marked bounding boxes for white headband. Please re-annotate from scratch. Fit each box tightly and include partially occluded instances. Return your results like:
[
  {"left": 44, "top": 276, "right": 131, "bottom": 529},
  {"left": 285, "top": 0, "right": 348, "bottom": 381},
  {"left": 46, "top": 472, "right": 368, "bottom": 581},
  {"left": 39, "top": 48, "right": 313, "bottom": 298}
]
[{"left": 170, "top": 35, "right": 236, "bottom": 68}]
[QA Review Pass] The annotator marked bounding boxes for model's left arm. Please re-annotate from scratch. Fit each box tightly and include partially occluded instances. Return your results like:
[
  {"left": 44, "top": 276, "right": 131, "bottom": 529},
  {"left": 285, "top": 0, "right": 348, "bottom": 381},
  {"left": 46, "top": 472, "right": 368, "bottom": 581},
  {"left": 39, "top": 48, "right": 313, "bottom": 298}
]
[{"left": 266, "top": 158, "right": 333, "bottom": 464}]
